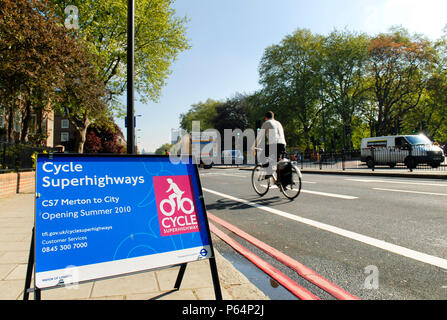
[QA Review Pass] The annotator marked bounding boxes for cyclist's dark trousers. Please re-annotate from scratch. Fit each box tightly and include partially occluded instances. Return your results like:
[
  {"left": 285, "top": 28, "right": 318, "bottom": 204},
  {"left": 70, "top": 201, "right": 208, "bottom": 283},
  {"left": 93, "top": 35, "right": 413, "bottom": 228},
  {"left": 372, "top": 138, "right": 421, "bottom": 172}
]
[{"left": 259, "top": 143, "right": 285, "bottom": 167}]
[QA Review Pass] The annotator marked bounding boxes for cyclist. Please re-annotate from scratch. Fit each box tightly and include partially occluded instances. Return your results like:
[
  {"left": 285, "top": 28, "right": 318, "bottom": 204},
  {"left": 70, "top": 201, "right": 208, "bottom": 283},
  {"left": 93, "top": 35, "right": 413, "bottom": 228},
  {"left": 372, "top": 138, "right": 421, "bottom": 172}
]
[{"left": 254, "top": 111, "right": 286, "bottom": 179}]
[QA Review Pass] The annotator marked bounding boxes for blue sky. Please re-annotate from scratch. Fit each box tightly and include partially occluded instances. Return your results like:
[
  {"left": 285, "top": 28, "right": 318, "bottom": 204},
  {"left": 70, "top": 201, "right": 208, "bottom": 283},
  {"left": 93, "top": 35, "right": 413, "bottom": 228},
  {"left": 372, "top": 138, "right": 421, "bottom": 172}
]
[{"left": 118, "top": 0, "right": 447, "bottom": 153}]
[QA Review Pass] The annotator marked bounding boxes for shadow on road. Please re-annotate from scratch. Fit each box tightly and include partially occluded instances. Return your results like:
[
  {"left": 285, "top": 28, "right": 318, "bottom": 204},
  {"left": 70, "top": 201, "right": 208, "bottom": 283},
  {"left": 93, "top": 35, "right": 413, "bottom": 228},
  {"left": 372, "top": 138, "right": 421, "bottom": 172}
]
[{"left": 205, "top": 195, "right": 291, "bottom": 212}]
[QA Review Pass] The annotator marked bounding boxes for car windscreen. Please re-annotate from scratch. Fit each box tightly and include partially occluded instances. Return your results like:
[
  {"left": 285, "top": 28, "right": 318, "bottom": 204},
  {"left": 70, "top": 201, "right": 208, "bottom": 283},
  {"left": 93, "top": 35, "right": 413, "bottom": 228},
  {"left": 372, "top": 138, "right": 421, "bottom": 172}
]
[{"left": 405, "top": 135, "right": 432, "bottom": 145}]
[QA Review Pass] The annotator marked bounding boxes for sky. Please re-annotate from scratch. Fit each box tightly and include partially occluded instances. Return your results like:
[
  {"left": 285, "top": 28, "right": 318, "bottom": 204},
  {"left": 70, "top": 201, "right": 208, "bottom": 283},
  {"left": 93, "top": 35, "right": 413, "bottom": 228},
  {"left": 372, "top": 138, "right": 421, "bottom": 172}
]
[{"left": 118, "top": 0, "right": 447, "bottom": 153}]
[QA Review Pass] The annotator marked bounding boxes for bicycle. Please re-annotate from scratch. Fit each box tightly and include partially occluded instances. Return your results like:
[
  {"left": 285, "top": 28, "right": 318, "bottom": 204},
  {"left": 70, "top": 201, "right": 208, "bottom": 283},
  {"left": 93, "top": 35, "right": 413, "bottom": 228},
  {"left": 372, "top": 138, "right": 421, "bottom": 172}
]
[{"left": 251, "top": 148, "right": 302, "bottom": 200}]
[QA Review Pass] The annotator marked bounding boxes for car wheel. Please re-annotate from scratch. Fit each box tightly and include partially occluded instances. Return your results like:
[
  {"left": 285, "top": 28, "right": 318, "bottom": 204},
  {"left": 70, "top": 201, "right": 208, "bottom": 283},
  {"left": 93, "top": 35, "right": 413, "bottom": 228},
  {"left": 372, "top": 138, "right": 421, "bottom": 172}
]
[{"left": 430, "top": 162, "right": 441, "bottom": 168}]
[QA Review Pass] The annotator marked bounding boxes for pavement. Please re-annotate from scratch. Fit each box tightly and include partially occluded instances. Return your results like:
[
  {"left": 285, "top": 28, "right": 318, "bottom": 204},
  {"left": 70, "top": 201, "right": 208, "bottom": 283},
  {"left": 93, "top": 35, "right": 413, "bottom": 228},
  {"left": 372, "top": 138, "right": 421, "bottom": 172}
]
[{"left": 0, "top": 192, "right": 269, "bottom": 300}]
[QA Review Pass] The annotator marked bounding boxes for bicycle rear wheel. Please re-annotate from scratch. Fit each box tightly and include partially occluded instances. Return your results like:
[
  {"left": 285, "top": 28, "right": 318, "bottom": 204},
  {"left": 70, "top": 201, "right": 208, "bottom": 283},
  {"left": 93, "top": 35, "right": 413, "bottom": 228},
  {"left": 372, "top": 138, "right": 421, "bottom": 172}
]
[
  {"left": 252, "top": 165, "right": 270, "bottom": 196},
  {"left": 279, "top": 166, "right": 301, "bottom": 200}
]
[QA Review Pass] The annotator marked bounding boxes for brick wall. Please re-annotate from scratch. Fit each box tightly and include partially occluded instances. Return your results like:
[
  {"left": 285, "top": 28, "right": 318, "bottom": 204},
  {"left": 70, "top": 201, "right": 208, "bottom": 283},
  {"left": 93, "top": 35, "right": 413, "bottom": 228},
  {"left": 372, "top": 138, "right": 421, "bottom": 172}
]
[
  {"left": 0, "top": 173, "right": 18, "bottom": 198},
  {"left": 17, "top": 171, "right": 35, "bottom": 193},
  {"left": 0, "top": 171, "right": 35, "bottom": 198}
]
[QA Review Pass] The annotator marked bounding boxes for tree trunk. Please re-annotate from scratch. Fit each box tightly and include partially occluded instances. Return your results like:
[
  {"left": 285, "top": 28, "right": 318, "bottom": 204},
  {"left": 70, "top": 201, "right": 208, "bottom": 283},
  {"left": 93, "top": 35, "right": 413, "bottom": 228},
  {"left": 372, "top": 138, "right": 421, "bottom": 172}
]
[
  {"left": 20, "top": 100, "right": 32, "bottom": 143},
  {"left": 76, "top": 128, "right": 87, "bottom": 153},
  {"left": 74, "top": 113, "right": 90, "bottom": 154},
  {"left": 36, "top": 108, "right": 43, "bottom": 144},
  {"left": 7, "top": 106, "right": 14, "bottom": 143}
]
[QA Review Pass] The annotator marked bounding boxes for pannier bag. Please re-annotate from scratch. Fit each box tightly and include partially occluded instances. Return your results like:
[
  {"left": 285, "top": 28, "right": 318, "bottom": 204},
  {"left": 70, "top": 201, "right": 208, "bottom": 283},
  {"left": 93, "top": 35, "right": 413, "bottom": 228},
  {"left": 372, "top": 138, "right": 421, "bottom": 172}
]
[{"left": 277, "top": 160, "right": 292, "bottom": 188}]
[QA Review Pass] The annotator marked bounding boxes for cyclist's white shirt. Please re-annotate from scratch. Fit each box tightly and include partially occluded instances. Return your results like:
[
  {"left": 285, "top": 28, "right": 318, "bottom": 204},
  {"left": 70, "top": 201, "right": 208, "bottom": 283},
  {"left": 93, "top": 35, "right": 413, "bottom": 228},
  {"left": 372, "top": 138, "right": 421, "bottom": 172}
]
[{"left": 261, "top": 119, "right": 286, "bottom": 146}]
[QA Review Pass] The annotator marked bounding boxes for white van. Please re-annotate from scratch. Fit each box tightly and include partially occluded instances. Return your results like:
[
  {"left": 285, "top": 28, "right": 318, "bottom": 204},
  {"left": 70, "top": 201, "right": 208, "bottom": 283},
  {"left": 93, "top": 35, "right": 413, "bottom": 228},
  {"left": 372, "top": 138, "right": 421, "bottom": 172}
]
[{"left": 361, "top": 134, "right": 445, "bottom": 169}]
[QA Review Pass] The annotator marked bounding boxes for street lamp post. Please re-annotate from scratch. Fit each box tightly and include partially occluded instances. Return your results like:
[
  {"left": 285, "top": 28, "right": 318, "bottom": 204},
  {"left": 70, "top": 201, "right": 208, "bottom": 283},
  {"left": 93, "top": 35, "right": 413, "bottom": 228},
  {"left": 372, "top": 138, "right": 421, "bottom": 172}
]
[{"left": 126, "top": 0, "right": 135, "bottom": 154}]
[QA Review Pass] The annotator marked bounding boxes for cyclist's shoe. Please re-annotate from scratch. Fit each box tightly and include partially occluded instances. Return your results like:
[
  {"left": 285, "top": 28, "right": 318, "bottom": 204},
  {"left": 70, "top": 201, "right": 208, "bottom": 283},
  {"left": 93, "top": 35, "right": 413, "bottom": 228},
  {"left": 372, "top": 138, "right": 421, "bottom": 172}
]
[{"left": 263, "top": 174, "right": 273, "bottom": 180}]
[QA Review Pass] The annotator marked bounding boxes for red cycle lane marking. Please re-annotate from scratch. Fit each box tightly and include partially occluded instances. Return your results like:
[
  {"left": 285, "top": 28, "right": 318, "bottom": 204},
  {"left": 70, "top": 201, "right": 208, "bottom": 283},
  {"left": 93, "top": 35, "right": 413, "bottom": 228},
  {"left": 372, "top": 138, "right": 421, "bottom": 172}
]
[
  {"left": 209, "top": 222, "right": 320, "bottom": 300},
  {"left": 208, "top": 212, "right": 360, "bottom": 300}
]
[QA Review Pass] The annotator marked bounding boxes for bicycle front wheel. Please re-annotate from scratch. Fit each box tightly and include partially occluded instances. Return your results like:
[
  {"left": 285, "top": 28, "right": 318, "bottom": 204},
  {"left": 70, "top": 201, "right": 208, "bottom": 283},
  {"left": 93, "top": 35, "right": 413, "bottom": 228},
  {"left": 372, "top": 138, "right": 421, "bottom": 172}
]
[
  {"left": 280, "top": 166, "right": 302, "bottom": 200},
  {"left": 252, "top": 165, "right": 270, "bottom": 196}
]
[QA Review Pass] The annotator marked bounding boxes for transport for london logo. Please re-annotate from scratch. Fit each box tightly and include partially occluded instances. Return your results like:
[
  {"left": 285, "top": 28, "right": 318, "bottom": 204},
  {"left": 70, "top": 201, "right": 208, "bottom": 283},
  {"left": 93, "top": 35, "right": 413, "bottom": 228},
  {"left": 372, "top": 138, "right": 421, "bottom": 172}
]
[{"left": 153, "top": 176, "right": 200, "bottom": 236}]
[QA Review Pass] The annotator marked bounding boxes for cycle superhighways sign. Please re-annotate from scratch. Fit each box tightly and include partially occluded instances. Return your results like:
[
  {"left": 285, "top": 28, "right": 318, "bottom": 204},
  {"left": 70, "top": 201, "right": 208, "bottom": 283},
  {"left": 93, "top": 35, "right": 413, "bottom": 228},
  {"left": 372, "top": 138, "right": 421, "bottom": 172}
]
[{"left": 34, "top": 154, "right": 213, "bottom": 289}]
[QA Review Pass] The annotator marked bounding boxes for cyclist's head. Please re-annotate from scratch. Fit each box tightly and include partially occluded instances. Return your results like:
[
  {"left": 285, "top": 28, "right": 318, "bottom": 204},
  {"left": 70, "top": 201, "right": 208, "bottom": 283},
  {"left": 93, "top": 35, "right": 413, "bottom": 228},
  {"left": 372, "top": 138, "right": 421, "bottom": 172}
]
[
  {"left": 167, "top": 178, "right": 173, "bottom": 184},
  {"left": 265, "top": 111, "right": 274, "bottom": 120}
]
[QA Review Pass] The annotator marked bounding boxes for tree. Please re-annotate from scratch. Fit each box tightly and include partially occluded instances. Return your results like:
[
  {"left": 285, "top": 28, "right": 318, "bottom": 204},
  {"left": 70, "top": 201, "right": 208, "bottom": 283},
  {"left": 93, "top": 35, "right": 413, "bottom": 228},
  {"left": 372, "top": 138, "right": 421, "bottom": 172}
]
[
  {"left": 402, "top": 28, "right": 447, "bottom": 142},
  {"left": 0, "top": 0, "right": 75, "bottom": 143},
  {"left": 212, "top": 97, "right": 249, "bottom": 136},
  {"left": 84, "top": 123, "right": 126, "bottom": 154},
  {"left": 155, "top": 143, "right": 173, "bottom": 155},
  {"left": 49, "top": 0, "right": 191, "bottom": 112},
  {"left": 0, "top": 0, "right": 110, "bottom": 151},
  {"left": 54, "top": 35, "right": 111, "bottom": 153},
  {"left": 179, "top": 99, "right": 220, "bottom": 132},
  {"left": 322, "top": 30, "right": 370, "bottom": 149},
  {"left": 259, "top": 29, "right": 325, "bottom": 150},
  {"left": 366, "top": 27, "right": 435, "bottom": 136},
  {"left": 85, "top": 130, "right": 103, "bottom": 153},
  {"left": 238, "top": 91, "right": 269, "bottom": 129}
]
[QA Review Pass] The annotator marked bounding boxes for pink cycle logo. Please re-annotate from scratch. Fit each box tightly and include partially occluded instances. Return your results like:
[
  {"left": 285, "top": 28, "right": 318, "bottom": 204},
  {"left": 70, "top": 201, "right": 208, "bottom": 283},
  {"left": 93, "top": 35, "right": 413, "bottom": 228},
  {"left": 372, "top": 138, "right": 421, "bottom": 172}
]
[{"left": 153, "top": 176, "right": 200, "bottom": 236}]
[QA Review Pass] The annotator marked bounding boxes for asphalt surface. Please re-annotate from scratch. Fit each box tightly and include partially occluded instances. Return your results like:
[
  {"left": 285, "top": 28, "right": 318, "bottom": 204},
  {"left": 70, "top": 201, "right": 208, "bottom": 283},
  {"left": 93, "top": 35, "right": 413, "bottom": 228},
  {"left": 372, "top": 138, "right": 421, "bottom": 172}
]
[{"left": 199, "top": 168, "right": 447, "bottom": 300}]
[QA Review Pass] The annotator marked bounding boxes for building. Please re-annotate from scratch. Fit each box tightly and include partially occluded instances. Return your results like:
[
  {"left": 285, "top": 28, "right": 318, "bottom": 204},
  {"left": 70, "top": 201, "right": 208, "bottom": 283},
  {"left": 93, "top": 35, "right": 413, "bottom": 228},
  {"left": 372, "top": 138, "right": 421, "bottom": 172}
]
[
  {"left": 0, "top": 107, "right": 54, "bottom": 147},
  {"left": 52, "top": 112, "right": 77, "bottom": 151},
  {"left": 0, "top": 104, "right": 126, "bottom": 153}
]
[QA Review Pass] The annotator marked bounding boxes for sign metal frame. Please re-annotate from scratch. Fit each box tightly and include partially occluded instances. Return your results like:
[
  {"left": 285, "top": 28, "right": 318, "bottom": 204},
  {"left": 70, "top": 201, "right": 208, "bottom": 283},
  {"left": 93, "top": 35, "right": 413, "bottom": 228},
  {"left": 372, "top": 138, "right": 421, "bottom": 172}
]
[{"left": 23, "top": 153, "right": 222, "bottom": 300}]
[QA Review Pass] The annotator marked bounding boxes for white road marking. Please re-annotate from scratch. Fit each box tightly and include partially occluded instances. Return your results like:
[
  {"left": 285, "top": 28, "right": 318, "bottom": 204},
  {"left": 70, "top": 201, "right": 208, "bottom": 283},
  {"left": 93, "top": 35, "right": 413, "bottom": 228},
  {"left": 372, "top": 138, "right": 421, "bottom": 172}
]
[
  {"left": 373, "top": 188, "right": 447, "bottom": 197},
  {"left": 213, "top": 173, "right": 247, "bottom": 178},
  {"left": 301, "top": 190, "right": 357, "bottom": 199},
  {"left": 200, "top": 173, "right": 247, "bottom": 178},
  {"left": 202, "top": 188, "right": 447, "bottom": 270},
  {"left": 268, "top": 185, "right": 356, "bottom": 199},
  {"left": 346, "top": 178, "right": 447, "bottom": 187}
]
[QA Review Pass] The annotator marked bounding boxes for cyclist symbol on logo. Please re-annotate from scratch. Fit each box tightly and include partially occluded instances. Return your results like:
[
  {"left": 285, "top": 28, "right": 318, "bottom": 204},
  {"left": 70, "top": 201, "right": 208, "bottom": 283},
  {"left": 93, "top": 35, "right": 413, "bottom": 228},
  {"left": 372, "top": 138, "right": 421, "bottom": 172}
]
[{"left": 159, "top": 178, "right": 195, "bottom": 217}]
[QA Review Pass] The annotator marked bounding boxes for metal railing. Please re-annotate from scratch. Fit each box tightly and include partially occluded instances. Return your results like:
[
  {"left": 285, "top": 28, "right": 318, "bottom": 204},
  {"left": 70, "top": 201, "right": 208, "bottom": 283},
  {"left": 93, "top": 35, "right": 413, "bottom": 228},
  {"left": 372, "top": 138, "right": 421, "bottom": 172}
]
[{"left": 291, "top": 146, "right": 446, "bottom": 172}]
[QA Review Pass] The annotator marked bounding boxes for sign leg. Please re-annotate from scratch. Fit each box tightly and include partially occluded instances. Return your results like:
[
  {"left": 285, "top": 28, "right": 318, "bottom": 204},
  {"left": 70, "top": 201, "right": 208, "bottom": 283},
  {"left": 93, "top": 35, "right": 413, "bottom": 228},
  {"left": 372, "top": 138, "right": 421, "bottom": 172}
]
[
  {"left": 23, "top": 227, "right": 35, "bottom": 300},
  {"left": 34, "top": 288, "right": 41, "bottom": 300},
  {"left": 209, "top": 257, "right": 222, "bottom": 300},
  {"left": 174, "top": 263, "right": 187, "bottom": 290}
]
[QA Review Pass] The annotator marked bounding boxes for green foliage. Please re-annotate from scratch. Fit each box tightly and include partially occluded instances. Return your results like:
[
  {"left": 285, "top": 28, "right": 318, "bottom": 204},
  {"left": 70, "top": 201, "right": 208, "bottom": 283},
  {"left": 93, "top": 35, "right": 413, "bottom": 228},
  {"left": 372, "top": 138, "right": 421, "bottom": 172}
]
[
  {"left": 322, "top": 30, "right": 370, "bottom": 149},
  {"left": 155, "top": 143, "right": 173, "bottom": 155},
  {"left": 1, "top": 0, "right": 189, "bottom": 152},
  {"left": 259, "top": 29, "right": 326, "bottom": 150},
  {"left": 367, "top": 27, "right": 436, "bottom": 137},
  {"left": 31, "top": 149, "right": 49, "bottom": 169},
  {"left": 49, "top": 0, "right": 191, "bottom": 111},
  {"left": 212, "top": 97, "right": 249, "bottom": 135},
  {"left": 179, "top": 99, "right": 220, "bottom": 132},
  {"left": 0, "top": 0, "right": 112, "bottom": 150},
  {"left": 180, "top": 25, "right": 447, "bottom": 150}
]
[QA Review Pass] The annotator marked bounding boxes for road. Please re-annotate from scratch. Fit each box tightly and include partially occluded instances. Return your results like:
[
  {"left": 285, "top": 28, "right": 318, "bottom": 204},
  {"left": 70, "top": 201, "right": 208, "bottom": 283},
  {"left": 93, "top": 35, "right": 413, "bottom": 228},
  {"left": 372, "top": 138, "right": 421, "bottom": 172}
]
[{"left": 198, "top": 167, "right": 447, "bottom": 300}]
